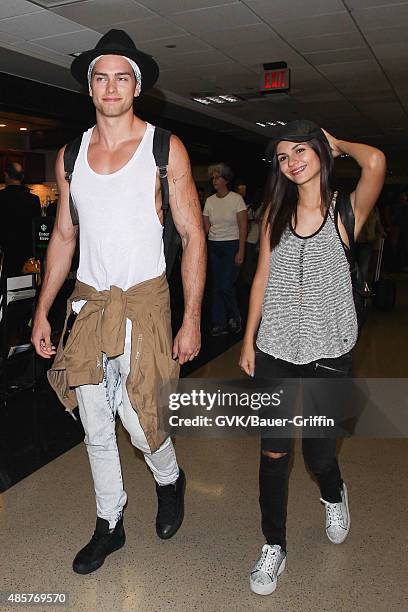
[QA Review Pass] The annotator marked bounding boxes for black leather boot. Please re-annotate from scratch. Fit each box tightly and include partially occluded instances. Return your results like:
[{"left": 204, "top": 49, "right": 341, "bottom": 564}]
[
  {"left": 72, "top": 516, "right": 125, "bottom": 574},
  {"left": 156, "top": 468, "right": 186, "bottom": 540}
]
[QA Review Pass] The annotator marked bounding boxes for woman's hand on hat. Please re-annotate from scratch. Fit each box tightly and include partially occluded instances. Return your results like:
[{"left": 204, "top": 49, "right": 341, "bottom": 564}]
[{"left": 321, "top": 128, "right": 342, "bottom": 158}]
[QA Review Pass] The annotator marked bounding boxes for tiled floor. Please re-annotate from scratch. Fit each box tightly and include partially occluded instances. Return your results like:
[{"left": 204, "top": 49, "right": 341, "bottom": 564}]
[{"left": 0, "top": 279, "right": 407, "bottom": 611}]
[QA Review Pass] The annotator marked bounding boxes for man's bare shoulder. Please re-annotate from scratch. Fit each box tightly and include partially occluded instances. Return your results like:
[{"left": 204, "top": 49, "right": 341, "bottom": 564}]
[
  {"left": 55, "top": 145, "right": 66, "bottom": 172},
  {"left": 169, "top": 134, "right": 189, "bottom": 162}
]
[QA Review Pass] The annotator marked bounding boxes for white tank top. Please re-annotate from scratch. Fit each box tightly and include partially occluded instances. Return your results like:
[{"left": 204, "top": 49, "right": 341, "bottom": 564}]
[{"left": 70, "top": 122, "right": 165, "bottom": 291}]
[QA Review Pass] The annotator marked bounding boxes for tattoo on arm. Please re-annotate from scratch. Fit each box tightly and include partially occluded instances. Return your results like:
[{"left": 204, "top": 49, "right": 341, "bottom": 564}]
[{"left": 167, "top": 163, "right": 207, "bottom": 321}]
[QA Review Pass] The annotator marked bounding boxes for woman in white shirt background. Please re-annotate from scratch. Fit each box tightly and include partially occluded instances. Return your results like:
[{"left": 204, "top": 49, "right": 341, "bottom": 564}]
[{"left": 203, "top": 163, "right": 248, "bottom": 336}]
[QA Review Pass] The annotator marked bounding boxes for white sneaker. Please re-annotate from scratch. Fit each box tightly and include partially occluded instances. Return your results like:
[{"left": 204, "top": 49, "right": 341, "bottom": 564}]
[
  {"left": 250, "top": 544, "right": 286, "bottom": 595},
  {"left": 320, "top": 482, "right": 350, "bottom": 544}
]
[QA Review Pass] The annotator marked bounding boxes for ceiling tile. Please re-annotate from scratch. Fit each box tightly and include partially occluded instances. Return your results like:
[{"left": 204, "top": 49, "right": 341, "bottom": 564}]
[
  {"left": 140, "top": 35, "right": 212, "bottom": 56},
  {"left": 380, "top": 62, "right": 408, "bottom": 82},
  {"left": 52, "top": 0, "right": 155, "bottom": 28},
  {"left": 208, "top": 72, "right": 260, "bottom": 93},
  {"left": 338, "top": 79, "right": 391, "bottom": 95},
  {"left": 155, "top": 48, "right": 230, "bottom": 68},
  {"left": 372, "top": 40, "right": 408, "bottom": 60},
  {"left": 305, "top": 47, "right": 372, "bottom": 66},
  {"left": 200, "top": 61, "right": 254, "bottom": 77},
  {"left": 0, "top": 44, "right": 78, "bottom": 90},
  {"left": 348, "top": 88, "right": 397, "bottom": 103},
  {"left": 292, "top": 31, "right": 365, "bottom": 53},
  {"left": 31, "top": 29, "right": 101, "bottom": 54},
  {"left": 157, "top": 73, "right": 216, "bottom": 93},
  {"left": 0, "top": 10, "right": 86, "bottom": 40},
  {"left": 290, "top": 90, "right": 345, "bottom": 103},
  {"left": 161, "top": 62, "right": 253, "bottom": 88},
  {"left": 97, "top": 16, "right": 186, "bottom": 41},
  {"left": 137, "top": 0, "right": 237, "bottom": 16},
  {"left": 246, "top": 0, "right": 344, "bottom": 22},
  {"left": 357, "top": 101, "right": 406, "bottom": 121},
  {"left": 364, "top": 25, "right": 408, "bottom": 45},
  {"left": 0, "top": 0, "right": 42, "bottom": 19},
  {"left": 346, "top": 0, "right": 408, "bottom": 9},
  {"left": 317, "top": 59, "right": 387, "bottom": 84},
  {"left": 273, "top": 11, "right": 356, "bottom": 39},
  {"left": 286, "top": 62, "right": 328, "bottom": 80},
  {"left": 170, "top": 3, "right": 261, "bottom": 34},
  {"left": 224, "top": 39, "right": 301, "bottom": 68},
  {"left": 7, "top": 40, "right": 72, "bottom": 67},
  {"left": 196, "top": 23, "right": 279, "bottom": 49},
  {"left": 352, "top": 3, "right": 408, "bottom": 29},
  {"left": 0, "top": 31, "right": 23, "bottom": 45}
]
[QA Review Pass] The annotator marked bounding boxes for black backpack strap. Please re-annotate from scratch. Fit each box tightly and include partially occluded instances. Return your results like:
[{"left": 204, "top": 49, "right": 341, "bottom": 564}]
[
  {"left": 63, "top": 135, "right": 82, "bottom": 226},
  {"left": 334, "top": 190, "right": 366, "bottom": 306},
  {"left": 153, "top": 127, "right": 171, "bottom": 212},
  {"left": 153, "top": 126, "right": 181, "bottom": 279},
  {"left": 334, "top": 191, "right": 355, "bottom": 258}
]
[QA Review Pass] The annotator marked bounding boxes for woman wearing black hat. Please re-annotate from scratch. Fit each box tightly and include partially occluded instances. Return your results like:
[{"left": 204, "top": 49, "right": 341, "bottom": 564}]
[{"left": 239, "top": 120, "right": 385, "bottom": 595}]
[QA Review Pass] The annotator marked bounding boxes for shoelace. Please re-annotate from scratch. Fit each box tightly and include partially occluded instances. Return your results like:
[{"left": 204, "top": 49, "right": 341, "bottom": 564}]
[
  {"left": 253, "top": 546, "right": 280, "bottom": 578},
  {"left": 320, "top": 499, "right": 344, "bottom": 527}
]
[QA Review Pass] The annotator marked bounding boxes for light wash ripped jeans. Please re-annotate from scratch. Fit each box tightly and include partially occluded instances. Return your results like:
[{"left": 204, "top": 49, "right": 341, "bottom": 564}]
[{"left": 73, "top": 301, "right": 179, "bottom": 529}]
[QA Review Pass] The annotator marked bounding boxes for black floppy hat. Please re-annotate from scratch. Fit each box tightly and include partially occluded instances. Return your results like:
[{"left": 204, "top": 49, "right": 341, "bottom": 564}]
[
  {"left": 265, "top": 120, "right": 330, "bottom": 161},
  {"left": 70, "top": 29, "right": 159, "bottom": 92}
]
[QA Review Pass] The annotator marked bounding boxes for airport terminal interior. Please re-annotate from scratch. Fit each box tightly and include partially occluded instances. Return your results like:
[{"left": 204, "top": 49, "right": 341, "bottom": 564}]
[{"left": 1, "top": 1, "right": 408, "bottom": 611}]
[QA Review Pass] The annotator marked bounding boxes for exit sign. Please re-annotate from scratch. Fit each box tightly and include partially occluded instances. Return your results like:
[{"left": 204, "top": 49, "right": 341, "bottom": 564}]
[{"left": 262, "top": 68, "right": 290, "bottom": 92}]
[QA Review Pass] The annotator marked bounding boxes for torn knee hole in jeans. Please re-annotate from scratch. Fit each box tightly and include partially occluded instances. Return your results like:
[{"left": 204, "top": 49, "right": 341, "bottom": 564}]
[{"left": 262, "top": 450, "right": 288, "bottom": 458}]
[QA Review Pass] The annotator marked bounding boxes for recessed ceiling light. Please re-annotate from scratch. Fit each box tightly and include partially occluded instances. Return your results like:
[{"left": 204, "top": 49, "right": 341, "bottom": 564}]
[
  {"left": 0, "top": 123, "right": 6, "bottom": 127},
  {"left": 207, "top": 96, "right": 225, "bottom": 104},
  {"left": 20, "top": 127, "right": 28, "bottom": 131},
  {"left": 192, "top": 97, "right": 212, "bottom": 105},
  {"left": 191, "top": 93, "right": 243, "bottom": 105},
  {"left": 219, "top": 94, "right": 241, "bottom": 102}
]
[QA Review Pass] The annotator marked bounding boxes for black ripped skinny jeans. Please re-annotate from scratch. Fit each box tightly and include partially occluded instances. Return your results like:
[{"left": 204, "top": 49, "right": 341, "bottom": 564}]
[{"left": 256, "top": 349, "right": 352, "bottom": 551}]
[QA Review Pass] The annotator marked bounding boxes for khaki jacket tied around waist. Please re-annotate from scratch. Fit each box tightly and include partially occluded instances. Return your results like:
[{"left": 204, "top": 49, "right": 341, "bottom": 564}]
[{"left": 47, "top": 272, "right": 179, "bottom": 453}]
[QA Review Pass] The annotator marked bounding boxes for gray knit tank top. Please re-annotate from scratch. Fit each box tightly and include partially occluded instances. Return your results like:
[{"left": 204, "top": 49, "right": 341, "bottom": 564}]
[{"left": 256, "top": 196, "right": 358, "bottom": 364}]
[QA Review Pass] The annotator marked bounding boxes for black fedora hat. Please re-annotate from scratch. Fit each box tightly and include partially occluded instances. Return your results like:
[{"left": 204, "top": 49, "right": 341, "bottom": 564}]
[
  {"left": 70, "top": 29, "right": 159, "bottom": 92},
  {"left": 265, "top": 120, "right": 330, "bottom": 161}
]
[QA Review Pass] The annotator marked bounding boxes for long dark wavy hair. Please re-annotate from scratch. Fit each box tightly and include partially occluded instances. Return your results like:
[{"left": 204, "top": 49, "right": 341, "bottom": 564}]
[{"left": 262, "top": 137, "right": 334, "bottom": 250}]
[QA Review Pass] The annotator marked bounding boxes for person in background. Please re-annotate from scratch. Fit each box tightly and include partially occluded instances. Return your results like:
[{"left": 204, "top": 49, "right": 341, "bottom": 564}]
[
  {"left": 203, "top": 163, "right": 247, "bottom": 335},
  {"left": 236, "top": 180, "right": 248, "bottom": 203},
  {"left": 242, "top": 190, "right": 263, "bottom": 287},
  {"left": 0, "top": 161, "right": 41, "bottom": 275}
]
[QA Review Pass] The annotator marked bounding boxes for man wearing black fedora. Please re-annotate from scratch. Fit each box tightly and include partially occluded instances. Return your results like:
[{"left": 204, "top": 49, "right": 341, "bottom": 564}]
[{"left": 32, "top": 29, "right": 206, "bottom": 574}]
